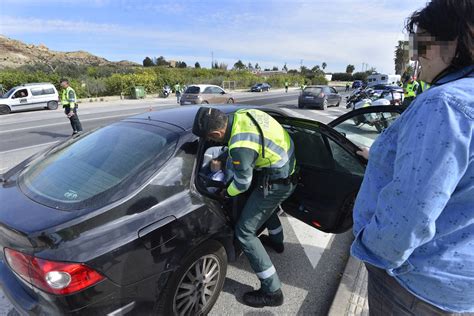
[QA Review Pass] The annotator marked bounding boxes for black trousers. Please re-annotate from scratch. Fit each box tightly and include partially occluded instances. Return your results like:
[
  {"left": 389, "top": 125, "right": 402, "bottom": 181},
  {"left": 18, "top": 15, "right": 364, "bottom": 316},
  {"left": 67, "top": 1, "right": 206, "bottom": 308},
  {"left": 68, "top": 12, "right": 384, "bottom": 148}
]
[{"left": 65, "top": 107, "right": 83, "bottom": 133}]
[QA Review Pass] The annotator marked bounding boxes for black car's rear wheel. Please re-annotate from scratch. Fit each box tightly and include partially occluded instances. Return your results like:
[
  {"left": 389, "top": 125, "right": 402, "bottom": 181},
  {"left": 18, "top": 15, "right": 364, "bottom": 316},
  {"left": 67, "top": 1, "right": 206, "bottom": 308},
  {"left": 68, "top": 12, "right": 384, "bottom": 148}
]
[
  {"left": 226, "top": 98, "right": 234, "bottom": 104},
  {"left": 155, "top": 240, "right": 227, "bottom": 315}
]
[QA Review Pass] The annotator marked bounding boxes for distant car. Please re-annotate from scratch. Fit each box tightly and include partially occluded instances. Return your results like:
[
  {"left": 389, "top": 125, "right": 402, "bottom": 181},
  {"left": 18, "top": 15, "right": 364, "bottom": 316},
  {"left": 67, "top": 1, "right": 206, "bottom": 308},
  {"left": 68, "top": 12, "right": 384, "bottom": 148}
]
[
  {"left": 298, "top": 85, "right": 342, "bottom": 110},
  {"left": 180, "top": 84, "right": 234, "bottom": 105},
  {"left": 250, "top": 83, "right": 271, "bottom": 92},
  {"left": 0, "top": 83, "right": 59, "bottom": 115},
  {"left": 351, "top": 80, "right": 364, "bottom": 89}
]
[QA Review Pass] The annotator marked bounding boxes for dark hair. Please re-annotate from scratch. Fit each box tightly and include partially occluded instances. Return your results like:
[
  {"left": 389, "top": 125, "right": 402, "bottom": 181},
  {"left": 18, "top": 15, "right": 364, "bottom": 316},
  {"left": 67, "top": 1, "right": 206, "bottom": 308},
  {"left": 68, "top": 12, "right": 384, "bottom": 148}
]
[
  {"left": 405, "top": 0, "right": 473, "bottom": 69},
  {"left": 60, "top": 78, "right": 69, "bottom": 84},
  {"left": 206, "top": 109, "right": 228, "bottom": 133}
]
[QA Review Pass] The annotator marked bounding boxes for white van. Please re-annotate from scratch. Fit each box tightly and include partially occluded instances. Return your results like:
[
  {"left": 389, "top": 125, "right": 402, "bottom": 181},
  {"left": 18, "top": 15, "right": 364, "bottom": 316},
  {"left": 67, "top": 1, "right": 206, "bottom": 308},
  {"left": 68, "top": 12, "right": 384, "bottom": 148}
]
[
  {"left": 0, "top": 83, "right": 59, "bottom": 115},
  {"left": 366, "top": 74, "right": 401, "bottom": 87}
]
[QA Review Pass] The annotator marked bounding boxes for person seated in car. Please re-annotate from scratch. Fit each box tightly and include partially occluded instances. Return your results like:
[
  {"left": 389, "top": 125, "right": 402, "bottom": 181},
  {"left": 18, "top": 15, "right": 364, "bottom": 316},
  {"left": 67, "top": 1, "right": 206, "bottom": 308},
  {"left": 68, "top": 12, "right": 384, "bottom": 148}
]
[{"left": 207, "top": 158, "right": 225, "bottom": 193}]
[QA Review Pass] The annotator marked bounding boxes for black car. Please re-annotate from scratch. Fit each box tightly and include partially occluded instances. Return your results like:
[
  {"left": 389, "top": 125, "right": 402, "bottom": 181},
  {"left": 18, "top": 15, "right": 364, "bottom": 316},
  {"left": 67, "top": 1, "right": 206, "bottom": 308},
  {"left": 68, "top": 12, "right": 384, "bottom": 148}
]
[
  {"left": 298, "top": 85, "right": 342, "bottom": 110},
  {"left": 250, "top": 83, "right": 271, "bottom": 92},
  {"left": 0, "top": 105, "right": 403, "bottom": 315}
]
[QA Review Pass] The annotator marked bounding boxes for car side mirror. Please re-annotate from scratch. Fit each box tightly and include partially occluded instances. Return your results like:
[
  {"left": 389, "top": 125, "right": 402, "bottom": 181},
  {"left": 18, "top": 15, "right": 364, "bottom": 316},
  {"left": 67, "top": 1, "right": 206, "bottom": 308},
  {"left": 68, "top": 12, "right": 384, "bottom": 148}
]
[{"left": 221, "top": 91, "right": 226, "bottom": 95}]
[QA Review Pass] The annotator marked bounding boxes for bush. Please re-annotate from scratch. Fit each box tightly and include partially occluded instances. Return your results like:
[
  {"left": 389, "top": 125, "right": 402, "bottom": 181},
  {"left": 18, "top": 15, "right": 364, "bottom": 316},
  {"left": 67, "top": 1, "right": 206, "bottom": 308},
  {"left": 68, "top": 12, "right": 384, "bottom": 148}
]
[{"left": 331, "top": 72, "right": 353, "bottom": 81}]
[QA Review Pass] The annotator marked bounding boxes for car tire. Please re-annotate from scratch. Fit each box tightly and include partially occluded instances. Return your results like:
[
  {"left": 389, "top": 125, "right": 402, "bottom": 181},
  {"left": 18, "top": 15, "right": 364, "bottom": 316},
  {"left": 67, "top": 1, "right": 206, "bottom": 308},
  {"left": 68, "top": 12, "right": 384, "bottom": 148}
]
[
  {"left": 321, "top": 99, "right": 328, "bottom": 110},
  {"left": 335, "top": 100, "right": 340, "bottom": 107},
  {"left": 298, "top": 103, "right": 304, "bottom": 109},
  {"left": 0, "top": 105, "right": 11, "bottom": 115},
  {"left": 226, "top": 98, "right": 234, "bottom": 104},
  {"left": 154, "top": 240, "right": 227, "bottom": 316},
  {"left": 47, "top": 101, "right": 58, "bottom": 110}
]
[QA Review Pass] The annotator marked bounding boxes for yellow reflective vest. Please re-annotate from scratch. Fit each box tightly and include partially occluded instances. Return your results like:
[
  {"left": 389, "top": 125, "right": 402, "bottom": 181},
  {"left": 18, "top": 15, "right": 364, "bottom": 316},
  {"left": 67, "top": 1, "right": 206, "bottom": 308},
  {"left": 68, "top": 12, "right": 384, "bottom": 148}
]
[{"left": 61, "top": 87, "right": 76, "bottom": 108}]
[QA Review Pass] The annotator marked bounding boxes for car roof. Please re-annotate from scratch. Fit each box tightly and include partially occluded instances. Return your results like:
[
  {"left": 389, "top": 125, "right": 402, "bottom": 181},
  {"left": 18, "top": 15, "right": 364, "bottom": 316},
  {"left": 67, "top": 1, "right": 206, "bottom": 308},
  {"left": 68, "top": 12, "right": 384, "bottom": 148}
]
[
  {"left": 14, "top": 83, "right": 56, "bottom": 89},
  {"left": 186, "top": 84, "right": 222, "bottom": 90},
  {"left": 127, "top": 105, "right": 285, "bottom": 132}
]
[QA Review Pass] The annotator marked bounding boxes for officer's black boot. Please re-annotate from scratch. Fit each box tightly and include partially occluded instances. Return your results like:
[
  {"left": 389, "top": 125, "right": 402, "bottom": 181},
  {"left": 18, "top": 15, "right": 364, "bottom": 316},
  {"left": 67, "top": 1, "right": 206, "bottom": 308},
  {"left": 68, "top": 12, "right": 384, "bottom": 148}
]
[
  {"left": 259, "top": 235, "right": 284, "bottom": 253},
  {"left": 243, "top": 288, "right": 283, "bottom": 308}
]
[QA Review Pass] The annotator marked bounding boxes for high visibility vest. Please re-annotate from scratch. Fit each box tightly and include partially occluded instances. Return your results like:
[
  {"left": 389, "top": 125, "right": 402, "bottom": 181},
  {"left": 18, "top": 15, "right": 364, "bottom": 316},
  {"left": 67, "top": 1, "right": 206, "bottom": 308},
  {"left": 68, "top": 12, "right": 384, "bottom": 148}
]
[
  {"left": 404, "top": 82, "right": 418, "bottom": 98},
  {"left": 418, "top": 80, "right": 430, "bottom": 93},
  {"left": 227, "top": 109, "right": 295, "bottom": 196},
  {"left": 174, "top": 84, "right": 181, "bottom": 93},
  {"left": 61, "top": 86, "right": 76, "bottom": 108}
]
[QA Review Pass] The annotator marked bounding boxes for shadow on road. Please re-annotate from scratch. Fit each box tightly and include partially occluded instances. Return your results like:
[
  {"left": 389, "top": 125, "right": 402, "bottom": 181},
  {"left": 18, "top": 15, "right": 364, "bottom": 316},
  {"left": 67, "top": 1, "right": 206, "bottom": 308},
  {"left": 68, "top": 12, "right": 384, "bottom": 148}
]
[{"left": 29, "top": 131, "right": 69, "bottom": 139}]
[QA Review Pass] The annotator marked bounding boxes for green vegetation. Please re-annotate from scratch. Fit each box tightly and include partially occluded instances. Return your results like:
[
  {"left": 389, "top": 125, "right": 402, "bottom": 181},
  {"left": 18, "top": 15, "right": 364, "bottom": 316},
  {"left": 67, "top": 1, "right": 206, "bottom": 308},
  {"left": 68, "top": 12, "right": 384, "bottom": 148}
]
[{"left": 0, "top": 64, "right": 310, "bottom": 98}]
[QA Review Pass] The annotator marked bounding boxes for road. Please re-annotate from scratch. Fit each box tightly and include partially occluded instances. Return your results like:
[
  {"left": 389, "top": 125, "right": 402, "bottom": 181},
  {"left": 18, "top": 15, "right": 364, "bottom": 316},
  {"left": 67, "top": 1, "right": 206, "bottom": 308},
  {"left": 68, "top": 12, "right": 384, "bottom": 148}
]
[{"left": 0, "top": 88, "right": 355, "bottom": 315}]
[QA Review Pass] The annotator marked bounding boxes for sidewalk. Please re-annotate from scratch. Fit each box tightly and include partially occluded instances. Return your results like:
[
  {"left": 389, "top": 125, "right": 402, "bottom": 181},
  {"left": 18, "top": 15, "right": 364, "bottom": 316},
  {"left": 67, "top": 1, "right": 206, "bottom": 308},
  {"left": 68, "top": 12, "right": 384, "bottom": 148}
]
[{"left": 328, "top": 256, "right": 369, "bottom": 316}]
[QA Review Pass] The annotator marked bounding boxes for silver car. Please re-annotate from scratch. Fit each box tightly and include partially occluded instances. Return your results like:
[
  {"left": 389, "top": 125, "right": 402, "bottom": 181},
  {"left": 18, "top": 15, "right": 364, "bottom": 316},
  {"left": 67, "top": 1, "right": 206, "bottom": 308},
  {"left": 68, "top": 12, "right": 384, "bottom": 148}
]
[{"left": 180, "top": 85, "right": 235, "bottom": 105}]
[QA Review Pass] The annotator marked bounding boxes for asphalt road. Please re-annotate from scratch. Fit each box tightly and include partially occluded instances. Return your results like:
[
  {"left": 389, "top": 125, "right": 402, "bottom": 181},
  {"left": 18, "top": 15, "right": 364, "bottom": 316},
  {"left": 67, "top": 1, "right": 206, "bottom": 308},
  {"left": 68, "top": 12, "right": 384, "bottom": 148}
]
[{"left": 0, "top": 88, "right": 356, "bottom": 315}]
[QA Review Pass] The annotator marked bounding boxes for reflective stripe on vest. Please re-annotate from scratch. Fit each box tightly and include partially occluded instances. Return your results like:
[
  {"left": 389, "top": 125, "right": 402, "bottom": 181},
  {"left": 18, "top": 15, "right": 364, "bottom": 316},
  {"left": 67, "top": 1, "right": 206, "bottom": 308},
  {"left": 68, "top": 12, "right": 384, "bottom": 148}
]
[
  {"left": 228, "top": 109, "right": 294, "bottom": 170},
  {"left": 419, "top": 81, "right": 430, "bottom": 92},
  {"left": 61, "top": 87, "right": 76, "bottom": 107},
  {"left": 404, "top": 82, "right": 417, "bottom": 98}
]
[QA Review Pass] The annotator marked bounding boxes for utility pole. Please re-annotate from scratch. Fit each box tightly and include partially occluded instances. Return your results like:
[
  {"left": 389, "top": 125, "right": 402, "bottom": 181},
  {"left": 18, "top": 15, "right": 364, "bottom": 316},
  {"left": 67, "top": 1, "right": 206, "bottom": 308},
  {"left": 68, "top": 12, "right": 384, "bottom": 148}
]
[
  {"left": 211, "top": 51, "right": 214, "bottom": 68},
  {"left": 300, "top": 59, "right": 303, "bottom": 70}
]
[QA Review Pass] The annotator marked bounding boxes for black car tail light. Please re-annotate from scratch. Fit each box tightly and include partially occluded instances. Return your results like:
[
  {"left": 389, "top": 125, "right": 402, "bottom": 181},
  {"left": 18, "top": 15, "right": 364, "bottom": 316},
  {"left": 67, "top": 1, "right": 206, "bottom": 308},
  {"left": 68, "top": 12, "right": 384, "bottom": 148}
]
[{"left": 4, "top": 248, "right": 105, "bottom": 295}]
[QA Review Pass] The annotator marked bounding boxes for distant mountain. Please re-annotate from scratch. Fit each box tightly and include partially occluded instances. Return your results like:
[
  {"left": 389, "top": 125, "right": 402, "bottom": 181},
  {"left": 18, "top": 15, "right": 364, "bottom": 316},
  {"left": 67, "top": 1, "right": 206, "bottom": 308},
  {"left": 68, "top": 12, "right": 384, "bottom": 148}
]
[{"left": 0, "top": 35, "right": 139, "bottom": 69}]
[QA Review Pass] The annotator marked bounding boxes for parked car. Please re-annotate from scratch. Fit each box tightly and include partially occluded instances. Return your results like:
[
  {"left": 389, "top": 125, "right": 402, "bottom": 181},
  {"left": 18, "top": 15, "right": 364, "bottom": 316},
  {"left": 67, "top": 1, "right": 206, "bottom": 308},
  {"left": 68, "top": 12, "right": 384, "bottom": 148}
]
[
  {"left": 351, "top": 80, "right": 364, "bottom": 89},
  {"left": 0, "top": 105, "right": 403, "bottom": 315},
  {"left": 250, "top": 83, "right": 271, "bottom": 92},
  {"left": 180, "top": 84, "right": 234, "bottom": 105},
  {"left": 298, "top": 85, "right": 342, "bottom": 110},
  {"left": 0, "top": 83, "right": 59, "bottom": 115}
]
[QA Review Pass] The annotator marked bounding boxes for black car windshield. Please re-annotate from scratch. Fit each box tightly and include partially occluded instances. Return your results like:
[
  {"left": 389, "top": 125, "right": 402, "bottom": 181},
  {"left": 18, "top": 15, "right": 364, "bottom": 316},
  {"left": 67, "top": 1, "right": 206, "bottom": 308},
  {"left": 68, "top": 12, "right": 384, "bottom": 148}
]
[
  {"left": 185, "top": 86, "right": 200, "bottom": 94},
  {"left": 19, "top": 122, "right": 178, "bottom": 211}
]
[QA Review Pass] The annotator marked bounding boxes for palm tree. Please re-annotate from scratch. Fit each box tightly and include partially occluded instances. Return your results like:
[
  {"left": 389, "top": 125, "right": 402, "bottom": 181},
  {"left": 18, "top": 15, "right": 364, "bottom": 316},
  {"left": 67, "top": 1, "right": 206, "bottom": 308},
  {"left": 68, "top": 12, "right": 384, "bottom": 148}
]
[
  {"left": 322, "top": 62, "right": 327, "bottom": 70},
  {"left": 394, "top": 40, "right": 409, "bottom": 75}
]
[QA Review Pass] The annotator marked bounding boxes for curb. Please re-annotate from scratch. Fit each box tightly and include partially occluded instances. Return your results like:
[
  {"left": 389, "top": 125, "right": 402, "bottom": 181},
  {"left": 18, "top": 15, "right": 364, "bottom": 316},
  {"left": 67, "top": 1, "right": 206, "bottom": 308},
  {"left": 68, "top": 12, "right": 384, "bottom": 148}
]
[{"left": 328, "top": 256, "right": 368, "bottom": 316}]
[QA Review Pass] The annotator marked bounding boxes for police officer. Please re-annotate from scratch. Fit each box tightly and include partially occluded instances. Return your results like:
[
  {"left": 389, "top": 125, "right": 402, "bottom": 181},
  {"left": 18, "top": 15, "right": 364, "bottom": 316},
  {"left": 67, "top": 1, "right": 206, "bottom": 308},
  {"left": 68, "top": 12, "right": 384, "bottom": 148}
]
[
  {"left": 284, "top": 81, "right": 289, "bottom": 93},
  {"left": 401, "top": 75, "right": 419, "bottom": 109},
  {"left": 193, "top": 107, "right": 296, "bottom": 307},
  {"left": 417, "top": 80, "right": 430, "bottom": 95},
  {"left": 60, "top": 78, "right": 82, "bottom": 135},
  {"left": 174, "top": 82, "right": 182, "bottom": 104}
]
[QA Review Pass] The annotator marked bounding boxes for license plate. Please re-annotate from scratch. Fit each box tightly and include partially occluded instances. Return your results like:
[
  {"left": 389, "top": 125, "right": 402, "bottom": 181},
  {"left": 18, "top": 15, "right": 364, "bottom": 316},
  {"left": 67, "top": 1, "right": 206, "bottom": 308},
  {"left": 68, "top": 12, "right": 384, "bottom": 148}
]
[
  {"left": 305, "top": 96, "right": 313, "bottom": 99},
  {"left": 182, "top": 101, "right": 192, "bottom": 105}
]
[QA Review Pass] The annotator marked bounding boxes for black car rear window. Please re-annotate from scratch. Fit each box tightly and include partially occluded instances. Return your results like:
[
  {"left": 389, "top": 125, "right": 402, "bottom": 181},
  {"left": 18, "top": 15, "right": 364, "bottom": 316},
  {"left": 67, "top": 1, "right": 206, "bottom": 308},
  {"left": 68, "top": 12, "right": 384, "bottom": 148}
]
[
  {"left": 304, "top": 87, "right": 323, "bottom": 94},
  {"left": 19, "top": 122, "right": 178, "bottom": 211},
  {"left": 185, "top": 86, "right": 200, "bottom": 94}
]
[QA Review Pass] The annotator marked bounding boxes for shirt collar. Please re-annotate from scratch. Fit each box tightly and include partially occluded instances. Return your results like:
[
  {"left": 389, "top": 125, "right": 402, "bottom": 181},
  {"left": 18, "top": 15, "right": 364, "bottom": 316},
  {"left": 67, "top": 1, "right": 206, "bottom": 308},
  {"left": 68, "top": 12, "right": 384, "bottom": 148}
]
[
  {"left": 435, "top": 65, "right": 474, "bottom": 85},
  {"left": 223, "top": 114, "right": 234, "bottom": 144}
]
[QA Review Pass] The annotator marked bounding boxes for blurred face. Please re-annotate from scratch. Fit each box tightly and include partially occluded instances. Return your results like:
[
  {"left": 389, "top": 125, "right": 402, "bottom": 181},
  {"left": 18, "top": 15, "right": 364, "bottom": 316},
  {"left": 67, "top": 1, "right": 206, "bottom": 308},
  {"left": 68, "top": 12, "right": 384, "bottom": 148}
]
[
  {"left": 60, "top": 81, "right": 68, "bottom": 88},
  {"left": 210, "top": 159, "right": 222, "bottom": 173},
  {"left": 410, "top": 28, "right": 458, "bottom": 83}
]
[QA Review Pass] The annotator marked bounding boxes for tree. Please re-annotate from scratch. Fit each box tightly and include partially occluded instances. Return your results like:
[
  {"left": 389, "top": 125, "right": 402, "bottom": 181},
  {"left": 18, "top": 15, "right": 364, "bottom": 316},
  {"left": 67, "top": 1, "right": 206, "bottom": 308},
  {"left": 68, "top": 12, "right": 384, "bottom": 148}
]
[
  {"left": 156, "top": 56, "right": 170, "bottom": 67},
  {"left": 272, "top": 66, "right": 279, "bottom": 71},
  {"left": 282, "top": 63, "right": 288, "bottom": 71},
  {"left": 322, "top": 62, "right": 327, "bottom": 70},
  {"left": 248, "top": 62, "right": 253, "bottom": 70},
  {"left": 394, "top": 40, "right": 409, "bottom": 74},
  {"left": 254, "top": 63, "right": 261, "bottom": 70},
  {"left": 233, "top": 60, "right": 246, "bottom": 70},
  {"left": 218, "top": 62, "right": 228, "bottom": 70},
  {"left": 175, "top": 61, "right": 187, "bottom": 68},
  {"left": 352, "top": 72, "right": 369, "bottom": 81},
  {"left": 264, "top": 68, "right": 271, "bottom": 71},
  {"left": 345, "top": 64, "right": 355, "bottom": 74},
  {"left": 195, "top": 62, "right": 201, "bottom": 68},
  {"left": 143, "top": 57, "right": 154, "bottom": 67}
]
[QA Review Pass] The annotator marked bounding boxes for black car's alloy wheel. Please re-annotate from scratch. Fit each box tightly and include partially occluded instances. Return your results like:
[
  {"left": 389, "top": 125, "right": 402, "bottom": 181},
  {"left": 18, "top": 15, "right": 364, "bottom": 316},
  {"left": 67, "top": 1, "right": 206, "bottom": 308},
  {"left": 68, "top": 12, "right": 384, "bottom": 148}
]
[{"left": 155, "top": 240, "right": 227, "bottom": 316}]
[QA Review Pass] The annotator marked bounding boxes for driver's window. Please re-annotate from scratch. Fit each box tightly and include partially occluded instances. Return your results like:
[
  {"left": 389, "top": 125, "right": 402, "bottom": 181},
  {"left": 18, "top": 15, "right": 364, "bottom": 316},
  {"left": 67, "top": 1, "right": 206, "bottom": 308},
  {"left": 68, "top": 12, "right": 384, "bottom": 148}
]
[
  {"left": 13, "top": 89, "right": 28, "bottom": 98},
  {"left": 333, "top": 111, "right": 401, "bottom": 148},
  {"left": 213, "top": 87, "right": 224, "bottom": 94},
  {"left": 203, "top": 87, "right": 212, "bottom": 94}
]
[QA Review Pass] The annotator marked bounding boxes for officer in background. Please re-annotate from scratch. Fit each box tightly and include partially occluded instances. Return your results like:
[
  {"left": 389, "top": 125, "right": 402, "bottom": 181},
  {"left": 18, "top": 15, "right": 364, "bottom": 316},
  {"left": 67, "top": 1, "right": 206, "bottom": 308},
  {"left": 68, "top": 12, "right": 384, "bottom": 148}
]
[
  {"left": 401, "top": 75, "right": 419, "bottom": 109},
  {"left": 193, "top": 107, "right": 296, "bottom": 307},
  {"left": 174, "top": 82, "right": 182, "bottom": 104},
  {"left": 60, "top": 78, "right": 82, "bottom": 135},
  {"left": 284, "top": 81, "right": 289, "bottom": 93},
  {"left": 417, "top": 80, "right": 430, "bottom": 95}
]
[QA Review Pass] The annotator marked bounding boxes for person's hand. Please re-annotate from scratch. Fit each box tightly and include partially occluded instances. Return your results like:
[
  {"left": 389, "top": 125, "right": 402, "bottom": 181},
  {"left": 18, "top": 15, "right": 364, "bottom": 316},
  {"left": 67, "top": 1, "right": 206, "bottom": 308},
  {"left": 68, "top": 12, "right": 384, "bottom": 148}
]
[
  {"left": 67, "top": 112, "right": 74, "bottom": 117},
  {"left": 356, "top": 147, "right": 370, "bottom": 160},
  {"left": 219, "top": 189, "right": 229, "bottom": 199}
]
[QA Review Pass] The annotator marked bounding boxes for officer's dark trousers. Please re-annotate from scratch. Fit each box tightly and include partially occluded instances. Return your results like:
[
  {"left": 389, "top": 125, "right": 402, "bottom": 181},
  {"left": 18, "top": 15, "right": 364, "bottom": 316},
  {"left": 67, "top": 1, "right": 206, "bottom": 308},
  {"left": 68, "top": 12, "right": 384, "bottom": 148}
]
[
  {"left": 235, "top": 182, "right": 296, "bottom": 293},
  {"left": 65, "top": 107, "right": 83, "bottom": 133}
]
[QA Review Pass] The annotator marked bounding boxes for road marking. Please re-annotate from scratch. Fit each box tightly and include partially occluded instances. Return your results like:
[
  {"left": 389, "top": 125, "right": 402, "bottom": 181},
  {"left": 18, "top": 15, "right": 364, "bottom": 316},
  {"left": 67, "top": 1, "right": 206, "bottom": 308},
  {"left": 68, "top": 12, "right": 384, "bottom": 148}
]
[
  {"left": 0, "top": 141, "right": 59, "bottom": 154},
  {"left": 286, "top": 216, "right": 333, "bottom": 269},
  {"left": 0, "top": 113, "right": 138, "bottom": 134}
]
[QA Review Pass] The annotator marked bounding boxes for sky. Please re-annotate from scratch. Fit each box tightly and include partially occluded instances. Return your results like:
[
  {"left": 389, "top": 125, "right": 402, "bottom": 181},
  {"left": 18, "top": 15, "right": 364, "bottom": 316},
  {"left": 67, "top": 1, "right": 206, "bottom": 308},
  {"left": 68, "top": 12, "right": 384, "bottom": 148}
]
[{"left": 0, "top": 0, "right": 428, "bottom": 74}]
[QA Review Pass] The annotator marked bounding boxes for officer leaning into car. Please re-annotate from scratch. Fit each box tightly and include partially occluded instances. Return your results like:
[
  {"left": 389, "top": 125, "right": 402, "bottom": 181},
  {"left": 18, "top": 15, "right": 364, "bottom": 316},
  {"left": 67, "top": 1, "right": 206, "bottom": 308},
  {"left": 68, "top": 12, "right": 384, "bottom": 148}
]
[
  {"left": 193, "top": 107, "right": 297, "bottom": 308},
  {"left": 60, "top": 78, "right": 83, "bottom": 135}
]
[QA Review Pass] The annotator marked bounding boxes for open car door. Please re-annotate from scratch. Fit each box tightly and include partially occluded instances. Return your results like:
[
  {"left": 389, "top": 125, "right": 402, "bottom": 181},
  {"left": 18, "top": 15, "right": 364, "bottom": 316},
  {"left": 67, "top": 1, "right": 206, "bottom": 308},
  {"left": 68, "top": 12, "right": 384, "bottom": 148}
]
[{"left": 274, "top": 106, "right": 403, "bottom": 234}]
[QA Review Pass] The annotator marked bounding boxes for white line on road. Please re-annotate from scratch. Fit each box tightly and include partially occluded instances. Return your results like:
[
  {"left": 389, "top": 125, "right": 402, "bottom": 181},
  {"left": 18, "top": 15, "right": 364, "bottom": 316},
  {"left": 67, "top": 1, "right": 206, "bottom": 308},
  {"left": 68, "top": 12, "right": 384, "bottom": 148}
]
[
  {"left": 0, "top": 141, "right": 59, "bottom": 154},
  {"left": 0, "top": 112, "right": 141, "bottom": 134}
]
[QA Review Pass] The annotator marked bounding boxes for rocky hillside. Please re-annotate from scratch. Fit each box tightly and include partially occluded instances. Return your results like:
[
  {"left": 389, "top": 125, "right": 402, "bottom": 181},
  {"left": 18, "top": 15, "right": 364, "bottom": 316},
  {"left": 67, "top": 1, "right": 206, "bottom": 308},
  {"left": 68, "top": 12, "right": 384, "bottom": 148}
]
[{"left": 0, "top": 35, "right": 138, "bottom": 69}]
